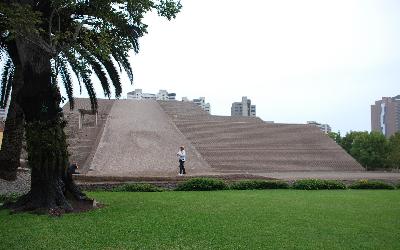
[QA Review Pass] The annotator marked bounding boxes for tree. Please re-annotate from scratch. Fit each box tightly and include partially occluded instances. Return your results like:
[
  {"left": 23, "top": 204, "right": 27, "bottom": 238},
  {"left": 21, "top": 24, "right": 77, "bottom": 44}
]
[
  {"left": 0, "top": 44, "right": 25, "bottom": 180},
  {"left": 328, "top": 131, "right": 341, "bottom": 145},
  {"left": 350, "top": 132, "right": 389, "bottom": 169},
  {"left": 340, "top": 131, "right": 366, "bottom": 154},
  {"left": 0, "top": 0, "right": 181, "bottom": 213},
  {"left": 387, "top": 132, "right": 400, "bottom": 170}
]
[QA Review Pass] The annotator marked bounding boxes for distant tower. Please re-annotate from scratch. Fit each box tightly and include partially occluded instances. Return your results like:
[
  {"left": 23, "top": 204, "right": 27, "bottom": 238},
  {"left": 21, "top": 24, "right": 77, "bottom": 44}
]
[
  {"left": 231, "top": 96, "right": 256, "bottom": 117},
  {"left": 371, "top": 95, "right": 400, "bottom": 137}
]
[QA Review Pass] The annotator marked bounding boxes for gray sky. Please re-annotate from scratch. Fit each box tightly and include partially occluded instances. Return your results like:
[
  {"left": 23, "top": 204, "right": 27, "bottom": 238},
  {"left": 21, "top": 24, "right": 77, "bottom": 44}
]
[{"left": 73, "top": 0, "right": 400, "bottom": 134}]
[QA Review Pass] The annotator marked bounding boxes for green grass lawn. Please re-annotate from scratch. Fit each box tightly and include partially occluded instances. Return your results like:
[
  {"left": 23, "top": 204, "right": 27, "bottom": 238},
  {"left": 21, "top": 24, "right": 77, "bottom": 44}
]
[{"left": 0, "top": 190, "right": 399, "bottom": 249}]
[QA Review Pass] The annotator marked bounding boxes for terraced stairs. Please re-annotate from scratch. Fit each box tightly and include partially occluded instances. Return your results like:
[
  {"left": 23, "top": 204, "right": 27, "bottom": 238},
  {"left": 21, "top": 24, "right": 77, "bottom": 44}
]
[
  {"left": 158, "top": 101, "right": 364, "bottom": 173},
  {"left": 63, "top": 98, "right": 114, "bottom": 172}
]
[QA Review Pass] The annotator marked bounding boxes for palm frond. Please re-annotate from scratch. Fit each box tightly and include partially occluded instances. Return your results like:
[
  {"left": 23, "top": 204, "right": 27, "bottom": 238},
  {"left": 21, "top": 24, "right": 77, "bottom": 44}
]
[
  {"left": 94, "top": 54, "right": 122, "bottom": 98},
  {"left": 111, "top": 48, "right": 133, "bottom": 84},
  {"left": 80, "top": 71, "right": 97, "bottom": 111},
  {"left": 63, "top": 50, "right": 83, "bottom": 95},
  {"left": 0, "top": 58, "right": 13, "bottom": 108},
  {"left": 75, "top": 46, "right": 112, "bottom": 99},
  {"left": 58, "top": 56, "right": 74, "bottom": 110},
  {"left": 63, "top": 50, "right": 97, "bottom": 111}
]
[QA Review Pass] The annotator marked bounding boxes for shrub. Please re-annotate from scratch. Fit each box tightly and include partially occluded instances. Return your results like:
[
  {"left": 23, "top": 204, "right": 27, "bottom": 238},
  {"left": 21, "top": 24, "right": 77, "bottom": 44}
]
[
  {"left": 0, "top": 193, "right": 20, "bottom": 203},
  {"left": 349, "top": 180, "right": 395, "bottom": 190},
  {"left": 396, "top": 183, "right": 400, "bottom": 189},
  {"left": 175, "top": 178, "right": 227, "bottom": 191},
  {"left": 112, "top": 183, "right": 163, "bottom": 192},
  {"left": 292, "top": 179, "right": 347, "bottom": 190},
  {"left": 230, "top": 180, "right": 289, "bottom": 190}
]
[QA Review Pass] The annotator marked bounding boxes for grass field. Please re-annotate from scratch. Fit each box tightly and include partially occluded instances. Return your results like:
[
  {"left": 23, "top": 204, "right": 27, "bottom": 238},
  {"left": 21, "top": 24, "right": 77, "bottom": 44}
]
[{"left": 0, "top": 190, "right": 399, "bottom": 249}]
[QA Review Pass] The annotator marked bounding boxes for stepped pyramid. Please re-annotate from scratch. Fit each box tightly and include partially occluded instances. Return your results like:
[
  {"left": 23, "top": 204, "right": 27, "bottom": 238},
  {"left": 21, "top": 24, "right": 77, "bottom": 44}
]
[{"left": 63, "top": 99, "right": 363, "bottom": 177}]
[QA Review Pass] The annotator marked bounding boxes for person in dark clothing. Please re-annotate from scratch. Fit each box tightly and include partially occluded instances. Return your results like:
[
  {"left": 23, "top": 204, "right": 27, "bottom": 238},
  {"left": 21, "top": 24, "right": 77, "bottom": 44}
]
[
  {"left": 64, "top": 163, "right": 86, "bottom": 200},
  {"left": 66, "top": 163, "right": 79, "bottom": 182}
]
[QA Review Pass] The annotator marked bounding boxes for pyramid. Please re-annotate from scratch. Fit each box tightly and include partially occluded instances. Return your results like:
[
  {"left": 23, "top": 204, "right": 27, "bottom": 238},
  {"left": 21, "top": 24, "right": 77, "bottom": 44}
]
[{"left": 63, "top": 99, "right": 363, "bottom": 177}]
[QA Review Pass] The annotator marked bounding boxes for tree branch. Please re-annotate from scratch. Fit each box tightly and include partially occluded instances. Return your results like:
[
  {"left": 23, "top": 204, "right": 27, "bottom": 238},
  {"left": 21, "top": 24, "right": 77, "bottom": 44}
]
[
  {"left": 49, "top": 7, "right": 56, "bottom": 47},
  {"left": 56, "top": 21, "right": 84, "bottom": 55}
]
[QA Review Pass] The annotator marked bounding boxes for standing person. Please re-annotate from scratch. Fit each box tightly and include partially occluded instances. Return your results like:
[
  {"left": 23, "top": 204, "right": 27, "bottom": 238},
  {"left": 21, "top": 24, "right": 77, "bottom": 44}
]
[{"left": 177, "top": 146, "right": 186, "bottom": 176}]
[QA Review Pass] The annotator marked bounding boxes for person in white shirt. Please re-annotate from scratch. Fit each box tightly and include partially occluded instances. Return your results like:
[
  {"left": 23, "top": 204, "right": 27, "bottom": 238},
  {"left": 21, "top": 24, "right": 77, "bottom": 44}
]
[{"left": 177, "top": 146, "right": 186, "bottom": 176}]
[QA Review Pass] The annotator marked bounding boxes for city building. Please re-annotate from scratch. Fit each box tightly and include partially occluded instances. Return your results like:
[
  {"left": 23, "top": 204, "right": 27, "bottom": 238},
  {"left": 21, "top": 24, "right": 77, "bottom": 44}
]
[
  {"left": 231, "top": 96, "right": 256, "bottom": 117},
  {"left": 182, "top": 97, "right": 211, "bottom": 113},
  {"left": 127, "top": 89, "right": 176, "bottom": 101},
  {"left": 371, "top": 95, "right": 400, "bottom": 138},
  {"left": 307, "top": 121, "right": 332, "bottom": 134},
  {"left": 156, "top": 90, "right": 169, "bottom": 100}
]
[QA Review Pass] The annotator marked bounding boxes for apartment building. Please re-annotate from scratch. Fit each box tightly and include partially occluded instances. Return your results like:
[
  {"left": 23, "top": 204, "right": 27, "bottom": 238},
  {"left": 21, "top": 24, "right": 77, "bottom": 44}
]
[
  {"left": 127, "top": 89, "right": 176, "bottom": 101},
  {"left": 371, "top": 95, "right": 400, "bottom": 137},
  {"left": 231, "top": 96, "right": 256, "bottom": 117},
  {"left": 182, "top": 97, "right": 211, "bottom": 113}
]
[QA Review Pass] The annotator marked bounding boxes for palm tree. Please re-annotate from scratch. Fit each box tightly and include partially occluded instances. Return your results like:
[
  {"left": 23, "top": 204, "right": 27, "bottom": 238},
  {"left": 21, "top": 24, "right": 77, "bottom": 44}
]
[
  {"left": 0, "top": 0, "right": 144, "bottom": 180},
  {"left": 0, "top": 0, "right": 181, "bottom": 213}
]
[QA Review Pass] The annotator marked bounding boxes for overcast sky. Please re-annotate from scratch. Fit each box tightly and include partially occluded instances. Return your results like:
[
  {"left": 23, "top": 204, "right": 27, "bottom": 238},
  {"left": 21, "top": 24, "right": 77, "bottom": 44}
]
[{"left": 73, "top": 0, "right": 400, "bottom": 134}]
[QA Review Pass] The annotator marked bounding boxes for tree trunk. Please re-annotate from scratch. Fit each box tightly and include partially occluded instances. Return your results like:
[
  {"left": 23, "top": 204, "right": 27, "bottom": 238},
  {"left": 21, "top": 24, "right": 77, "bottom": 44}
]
[
  {"left": 4, "top": 38, "right": 89, "bottom": 214},
  {"left": 0, "top": 64, "right": 24, "bottom": 181}
]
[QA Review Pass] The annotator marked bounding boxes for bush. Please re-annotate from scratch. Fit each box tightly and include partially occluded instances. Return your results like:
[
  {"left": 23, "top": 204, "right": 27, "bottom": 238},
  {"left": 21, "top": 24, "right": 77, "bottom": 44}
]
[
  {"left": 292, "top": 179, "right": 347, "bottom": 190},
  {"left": 349, "top": 180, "right": 395, "bottom": 190},
  {"left": 175, "top": 178, "right": 227, "bottom": 191},
  {"left": 112, "top": 183, "right": 163, "bottom": 192},
  {"left": 396, "top": 183, "right": 400, "bottom": 189},
  {"left": 230, "top": 180, "right": 289, "bottom": 190},
  {"left": 0, "top": 193, "right": 20, "bottom": 203}
]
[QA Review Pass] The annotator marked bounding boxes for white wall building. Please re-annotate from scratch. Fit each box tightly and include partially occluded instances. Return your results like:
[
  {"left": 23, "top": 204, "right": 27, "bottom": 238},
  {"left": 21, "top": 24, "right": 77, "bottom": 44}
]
[
  {"left": 231, "top": 96, "right": 256, "bottom": 117},
  {"left": 307, "top": 121, "right": 332, "bottom": 134},
  {"left": 127, "top": 89, "right": 176, "bottom": 101},
  {"left": 182, "top": 96, "right": 211, "bottom": 114},
  {"left": 157, "top": 90, "right": 169, "bottom": 100}
]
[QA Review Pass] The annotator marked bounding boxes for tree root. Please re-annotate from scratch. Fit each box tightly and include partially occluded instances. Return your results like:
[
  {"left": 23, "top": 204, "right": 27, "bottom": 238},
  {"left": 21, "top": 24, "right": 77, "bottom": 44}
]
[{"left": 2, "top": 179, "right": 97, "bottom": 216}]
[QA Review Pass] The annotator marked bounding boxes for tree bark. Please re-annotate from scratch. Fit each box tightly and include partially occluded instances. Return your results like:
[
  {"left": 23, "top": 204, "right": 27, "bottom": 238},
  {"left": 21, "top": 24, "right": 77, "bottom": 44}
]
[
  {"left": 0, "top": 64, "right": 24, "bottom": 181},
  {"left": 4, "top": 38, "right": 89, "bottom": 214}
]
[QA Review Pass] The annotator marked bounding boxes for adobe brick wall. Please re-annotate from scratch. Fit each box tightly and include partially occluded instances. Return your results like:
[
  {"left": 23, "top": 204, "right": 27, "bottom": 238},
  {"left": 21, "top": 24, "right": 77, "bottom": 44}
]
[
  {"left": 65, "top": 99, "right": 363, "bottom": 177},
  {"left": 158, "top": 101, "right": 364, "bottom": 172}
]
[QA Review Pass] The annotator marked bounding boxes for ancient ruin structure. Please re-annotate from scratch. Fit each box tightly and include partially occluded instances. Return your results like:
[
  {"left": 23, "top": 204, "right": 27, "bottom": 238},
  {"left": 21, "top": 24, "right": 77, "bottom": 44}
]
[{"left": 63, "top": 99, "right": 363, "bottom": 178}]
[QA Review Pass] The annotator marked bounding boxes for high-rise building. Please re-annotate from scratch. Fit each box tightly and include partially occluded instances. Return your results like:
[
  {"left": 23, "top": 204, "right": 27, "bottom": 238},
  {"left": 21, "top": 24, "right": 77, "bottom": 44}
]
[
  {"left": 127, "top": 89, "right": 176, "bottom": 101},
  {"left": 307, "top": 121, "right": 332, "bottom": 134},
  {"left": 371, "top": 95, "right": 400, "bottom": 138},
  {"left": 231, "top": 96, "right": 256, "bottom": 117},
  {"left": 182, "top": 97, "right": 211, "bottom": 113}
]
